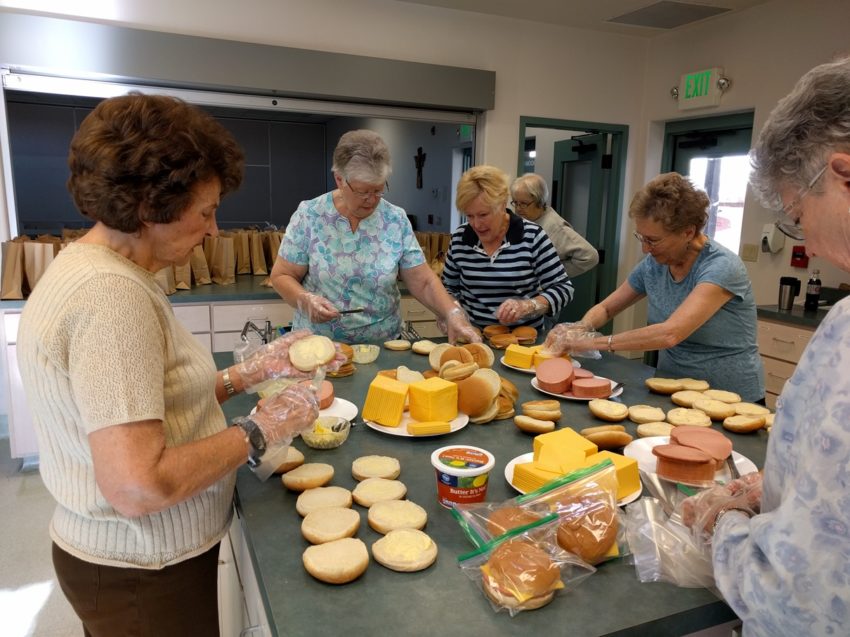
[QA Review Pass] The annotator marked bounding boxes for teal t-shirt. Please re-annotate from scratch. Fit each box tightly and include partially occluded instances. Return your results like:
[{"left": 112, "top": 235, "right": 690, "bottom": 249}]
[{"left": 627, "top": 238, "right": 764, "bottom": 402}]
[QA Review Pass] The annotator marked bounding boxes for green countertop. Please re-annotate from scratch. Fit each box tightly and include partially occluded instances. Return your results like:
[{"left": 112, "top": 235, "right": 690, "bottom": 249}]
[
  {"left": 757, "top": 304, "right": 828, "bottom": 329},
  {"left": 216, "top": 349, "right": 767, "bottom": 636}
]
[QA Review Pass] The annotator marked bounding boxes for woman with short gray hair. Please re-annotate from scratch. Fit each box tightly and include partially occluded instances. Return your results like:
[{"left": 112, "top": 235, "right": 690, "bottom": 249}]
[
  {"left": 682, "top": 56, "right": 850, "bottom": 637},
  {"left": 272, "top": 129, "right": 478, "bottom": 344},
  {"left": 510, "top": 173, "right": 599, "bottom": 278}
]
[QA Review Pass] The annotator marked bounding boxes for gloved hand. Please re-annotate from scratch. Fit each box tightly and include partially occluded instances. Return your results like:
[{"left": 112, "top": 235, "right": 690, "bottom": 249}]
[
  {"left": 250, "top": 383, "right": 320, "bottom": 447},
  {"left": 495, "top": 297, "right": 545, "bottom": 325},
  {"left": 444, "top": 306, "right": 481, "bottom": 344},
  {"left": 681, "top": 472, "right": 762, "bottom": 543},
  {"left": 542, "top": 321, "right": 600, "bottom": 355},
  {"left": 296, "top": 291, "right": 340, "bottom": 323},
  {"left": 235, "top": 330, "right": 344, "bottom": 393}
]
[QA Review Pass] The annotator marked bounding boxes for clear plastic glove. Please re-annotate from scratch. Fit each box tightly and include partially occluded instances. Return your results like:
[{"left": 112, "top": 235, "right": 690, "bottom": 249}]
[
  {"left": 444, "top": 306, "right": 481, "bottom": 344},
  {"left": 495, "top": 297, "right": 545, "bottom": 325},
  {"left": 250, "top": 383, "right": 319, "bottom": 448},
  {"left": 542, "top": 321, "right": 601, "bottom": 356},
  {"left": 235, "top": 329, "right": 344, "bottom": 393},
  {"left": 680, "top": 472, "right": 762, "bottom": 543},
  {"left": 296, "top": 291, "right": 340, "bottom": 323}
]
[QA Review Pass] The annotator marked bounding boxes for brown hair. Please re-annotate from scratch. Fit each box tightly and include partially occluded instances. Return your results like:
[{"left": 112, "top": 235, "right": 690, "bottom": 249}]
[
  {"left": 628, "top": 172, "right": 709, "bottom": 233},
  {"left": 455, "top": 165, "right": 510, "bottom": 212},
  {"left": 67, "top": 93, "right": 244, "bottom": 233}
]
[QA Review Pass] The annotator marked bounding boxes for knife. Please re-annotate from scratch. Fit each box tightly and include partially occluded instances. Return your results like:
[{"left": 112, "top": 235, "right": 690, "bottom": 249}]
[{"left": 338, "top": 308, "right": 365, "bottom": 315}]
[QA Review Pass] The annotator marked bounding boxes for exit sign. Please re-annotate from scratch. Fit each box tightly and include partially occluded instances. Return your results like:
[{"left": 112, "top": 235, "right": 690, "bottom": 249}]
[{"left": 678, "top": 67, "right": 723, "bottom": 110}]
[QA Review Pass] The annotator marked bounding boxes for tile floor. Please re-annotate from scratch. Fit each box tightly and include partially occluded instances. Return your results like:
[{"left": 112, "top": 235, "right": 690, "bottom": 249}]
[{"left": 0, "top": 434, "right": 79, "bottom": 637}]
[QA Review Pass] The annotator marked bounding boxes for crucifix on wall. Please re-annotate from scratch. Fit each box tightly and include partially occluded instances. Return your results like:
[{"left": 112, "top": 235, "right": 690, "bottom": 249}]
[{"left": 414, "top": 146, "right": 426, "bottom": 189}]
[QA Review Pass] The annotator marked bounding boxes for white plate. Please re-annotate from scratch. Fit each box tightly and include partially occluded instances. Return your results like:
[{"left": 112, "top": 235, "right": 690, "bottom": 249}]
[
  {"left": 530, "top": 376, "right": 623, "bottom": 401},
  {"left": 623, "top": 436, "right": 757, "bottom": 486},
  {"left": 504, "top": 452, "right": 641, "bottom": 506},
  {"left": 364, "top": 411, "right": 470, "bottom": 438},
  {"left": 499, "top": 356, "right": 581, "bottom": 374},
  {"left": 250, "top": 397, "right": 358, "bottom": 422}
]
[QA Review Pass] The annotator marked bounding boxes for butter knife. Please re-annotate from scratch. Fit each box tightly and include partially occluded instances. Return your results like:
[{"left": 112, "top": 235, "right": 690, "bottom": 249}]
[{"left": 338, "top": 308, "right": 365, "bottom": 315}]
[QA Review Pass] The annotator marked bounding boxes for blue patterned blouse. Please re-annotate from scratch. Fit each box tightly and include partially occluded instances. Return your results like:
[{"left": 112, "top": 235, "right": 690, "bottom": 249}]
[
  {"left": 279, "top": 192, "right": 425, "bottom": 343},
  {"left": 712, "top": 296, "right": 850, "bottom": 636}
]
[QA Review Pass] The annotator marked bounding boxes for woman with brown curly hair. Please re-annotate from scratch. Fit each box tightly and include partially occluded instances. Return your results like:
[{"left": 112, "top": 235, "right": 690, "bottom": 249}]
[
  {"left": 16, "top": 94, "right": 327, "bottom": 636},
  {"left": 545, "top": 172, "right": 764, "bottom": 401}
]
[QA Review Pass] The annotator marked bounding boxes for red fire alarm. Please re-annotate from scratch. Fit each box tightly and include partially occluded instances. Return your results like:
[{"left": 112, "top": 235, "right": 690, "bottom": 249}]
[{"left": 791, "top": 245, "right": 809, "bottom": 268}]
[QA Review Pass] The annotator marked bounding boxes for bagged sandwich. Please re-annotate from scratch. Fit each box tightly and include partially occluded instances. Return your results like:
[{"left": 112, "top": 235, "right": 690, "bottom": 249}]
[
  {"left": 453, "top": 461, "right": 628, "bottom": 565},
  {"left": 457, "top": 513, "right": 595, "bottom": 616}
]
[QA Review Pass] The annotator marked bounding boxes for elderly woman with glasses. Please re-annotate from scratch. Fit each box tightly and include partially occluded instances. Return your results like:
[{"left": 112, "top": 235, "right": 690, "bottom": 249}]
[
  {"left": 270, "top": 129, "right": 478, "bottom": 344},
  {"left": 679, "top": 56, "right": 850, "bottom": 637},
  {"left": 544, "top": 171, "right": 764, "bottom": 402},
  {"left": 442, "top": 165, "right": 574, "bottom": 329},
  {"left": 510, "top": 173, "right": 599, "bottom": 277}
]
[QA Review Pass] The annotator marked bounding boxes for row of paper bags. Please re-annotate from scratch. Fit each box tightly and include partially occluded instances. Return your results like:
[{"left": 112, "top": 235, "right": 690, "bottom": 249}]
[{"left": 0, "top": 229, "right": 285, "bottom": 300}]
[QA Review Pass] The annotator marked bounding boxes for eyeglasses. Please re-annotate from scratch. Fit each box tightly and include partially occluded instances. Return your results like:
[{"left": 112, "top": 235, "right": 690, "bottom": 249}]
[
  {"left": 511, "top": 200, "right": 535, "bottom": 209},
  {"left": 633, "top": 231, "right": 665, "bottom": 248},
  {"left": 774, "top": 164, "right": 827, "bottom": 241},
  {"left": 345, "top": 179, "right": 388, "bottom": 201}
]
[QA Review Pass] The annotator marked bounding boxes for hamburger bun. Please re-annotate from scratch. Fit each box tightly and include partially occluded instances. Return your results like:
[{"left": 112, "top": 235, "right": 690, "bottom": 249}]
[
  {"left": 295, "top": 486, "right": 353, "bottom": 517},
  {"left": 463, "top": 342, "right": 495, "bottom": 368},
  {"left": 337, "top": 343, "right": 354, "bottom": 363},
  {"left": 579, "top": 424, "right": 626, "bottom": 436},
  {"left": 327, "top": 362, "right": 355, "bottom": 378},
  {"left": 582, "top": 430, "right": 633, "bottom": 449},
  {"left": 691, "top": 398, "right": 737, "bottom": 421},
  {"left": 289, "top": 335, "right": 337, "bottom": 372},
  {"left": 644, "top": 377, "right": 684, "bottom": 394},
  {"left": 482, "top": 324, "right": 510, "bottom": 339},
  {"left": 302, "top": 537, "right": 369, "bottom": 584},
  {"left": 555, "top": 496, "right": 618, "bottom": 565},
  {"left": 628, "top": 405, "right": 666, "bottom": 424},
  {"left": 677, "top": 378, "right": 710, "bottom": 391},
  {"left": 440, "top": 345, "right": 474, "bottom": 366},
  {"left": 587, "top": 399, "right": 629, "bottom": 422},
  {"left": 670, "top": 390, "right": 707, "bottom": 408},
  {"left": 636, "top": 421, "right": 674, "bottom": 438},
  {"left": 301, "top": 507, "right": 361, "bottom": 544},
  {"left": 514, "top": 414, "right": 556, "bottom": 434},
  {"left": 499, "top": 377, "right": 520, "bottom": 403},
  {"left": 367, "top": 499, "right": 428, "bottom": 534},
  {"left": 384, "top": 339, "right": 412, "bottom": 351},
  {"left": 722, "top": 414, "right": 765, "bottom": 433},
  {"left": 511, "top": 325, "right": 538, "bottom": 345},
  {"left": 489, "top": 333, "right": 519, "bottom": 349},
  {"left": 521, "top": 399, "right": 562, "bottom": 421},
  {"left": 428, "top": 343, "right": 452, "bottom": 371},
  {"left": 481, "top": 540, "right": 561, "bottom": 611},
  {"left": 733, "top": 402, "right": 771, "bottom": 417},
  {"left": 469, "top": 399, "right": 500, "bottom": 424},
  {"left": 495, "top": 395, "right": 516, "bottom": 420},
  {"left": 352, "top": 478, "right": 407, "bottom": 507},
  {"left": 666, "top": 407, "right": 712, "bottom": 427},
  {"left": 371, "top": 528, "right": 438, "bottom": 572},
  {"left": 486, "top": 506, "right": 542, "bottom": 537},
  {"left": 282, "top": 463, "right": 335, "bottom": 492},
  {"left": 411, "top": 339, "right": 437, "bottom": 355},
  {"left": 439, "top": 360, "right": 479, "bottom": 381},
  {"left": 272, "top": 446, "right": 305, "bottom": 474},
  {"left": 702, "top": 389, "right": 742, "bottom": 404},
  {"left": 352, "top": 455, "right": 401, "bottom": 481}
]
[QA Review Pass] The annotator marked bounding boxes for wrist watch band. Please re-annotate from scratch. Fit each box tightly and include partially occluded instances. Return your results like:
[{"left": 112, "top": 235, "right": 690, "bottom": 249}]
[
  {"left": 232, "top": 417, "right": 267, "bottom": 466},
  {"left": 222, "top": 368, "right": 236, "bottom": 396}
]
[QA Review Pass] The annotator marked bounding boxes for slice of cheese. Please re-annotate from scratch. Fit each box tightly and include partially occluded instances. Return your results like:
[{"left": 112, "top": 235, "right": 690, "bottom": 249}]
[
  {"left": 583, "top": 450, "right": 640, "bottom": 501},
  {"left": 503, "top": 344, "right": 535, "bottom": 369},
  {"left": 533, "top": 427, "right": 598, "bottom": 460},
  {"left": 481, "top": 563, "right": 565, "bottom": 603},
  {"left": 535, "top": 444, "right": 585, "bottom": 475},
  {"left": 407, "top": 420, "right": 452, "bottom": 436},
  {"left": 408, "top": 377, "right": 458, "bottom": 422},
  {"left": 362, "top": 375, "right": 409, "bottom": 427},
  {"left": 512, "top": 462, "right": 563, "bottom": 492}
]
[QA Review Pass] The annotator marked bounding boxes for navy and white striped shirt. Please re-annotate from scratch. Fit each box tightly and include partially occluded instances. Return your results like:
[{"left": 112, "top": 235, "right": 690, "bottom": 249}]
[{"left": 442, "top": 211, "right": 573, "bottom": 329}]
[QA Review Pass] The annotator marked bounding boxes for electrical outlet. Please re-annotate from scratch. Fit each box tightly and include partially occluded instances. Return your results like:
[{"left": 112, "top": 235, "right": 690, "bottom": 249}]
[{"left": 741, "top": 243, "right": 759, "bottom": 262}]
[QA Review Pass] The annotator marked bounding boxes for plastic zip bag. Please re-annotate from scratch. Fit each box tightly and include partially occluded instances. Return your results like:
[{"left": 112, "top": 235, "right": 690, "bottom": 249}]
[{"left": 457, "top": 513, "right": 595, "bottom": 616}]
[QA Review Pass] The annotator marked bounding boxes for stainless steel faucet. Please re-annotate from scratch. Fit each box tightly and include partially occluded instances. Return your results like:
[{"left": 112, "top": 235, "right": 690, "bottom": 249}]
[{"left": 241, "top": 319, "right": 273, "bottom": 344}]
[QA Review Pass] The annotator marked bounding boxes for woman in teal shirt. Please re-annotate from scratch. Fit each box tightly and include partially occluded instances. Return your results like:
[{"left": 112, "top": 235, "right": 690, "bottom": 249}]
[{"left": 545, "top": 172, "right": 764, "bottom": 402}]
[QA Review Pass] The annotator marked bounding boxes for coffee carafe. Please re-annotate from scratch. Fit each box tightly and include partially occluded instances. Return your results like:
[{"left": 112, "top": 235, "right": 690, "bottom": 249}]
[{"left": 778, "top": 276, "right": 801, "bottom": 310}]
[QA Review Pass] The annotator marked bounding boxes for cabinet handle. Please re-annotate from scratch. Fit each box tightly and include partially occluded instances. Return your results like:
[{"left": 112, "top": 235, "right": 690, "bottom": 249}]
[
  {"left": 407, "top": 309, "right": 427, "bottom": 316},
  {"left": 767, "top": 372, "right": 790, "bottom": 381},
  {"left": 771, "top": 337, "right": 795, "bottom": 345}
]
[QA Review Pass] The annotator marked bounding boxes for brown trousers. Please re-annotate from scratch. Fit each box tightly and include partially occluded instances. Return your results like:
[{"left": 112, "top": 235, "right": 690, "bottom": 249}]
[{"left": 52, "top": 542, "right": 220, "bottom": 637}]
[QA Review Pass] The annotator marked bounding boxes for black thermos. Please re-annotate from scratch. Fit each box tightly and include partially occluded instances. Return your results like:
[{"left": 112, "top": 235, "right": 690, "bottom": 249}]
[{"left": 805, "top": 269, "right": 822, "bottom": 310}]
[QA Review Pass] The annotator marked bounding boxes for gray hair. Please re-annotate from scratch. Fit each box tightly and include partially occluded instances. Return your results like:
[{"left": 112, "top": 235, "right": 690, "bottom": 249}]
[
  {"left": 750, "top": 56, "right": 850, "bottom": 210},
  {"left": 332, "top": 129, "right": 391, "bottom": 184},
  {"left": 511, "top": 173, "right": 550, "bottom": 207}
]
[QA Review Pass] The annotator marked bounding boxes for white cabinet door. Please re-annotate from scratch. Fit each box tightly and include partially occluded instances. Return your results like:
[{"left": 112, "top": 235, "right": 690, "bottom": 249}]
[{"left": 6, "top": 344, "right": 38, "bottom": 458}]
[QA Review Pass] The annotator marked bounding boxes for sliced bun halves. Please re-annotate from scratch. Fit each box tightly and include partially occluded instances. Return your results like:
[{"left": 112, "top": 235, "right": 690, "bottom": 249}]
[
  {"left": 301, "top": 507, "right": 361, "bottom": 544},
  {"left": 372, "top": 528, "right": 438, "bottom": 572},
  {"left": 302, "top": 537, "right": 369, "bottom": 584},
  {"left": 352, "top": 455, "right": 401, "bottom": 481},
  {"left": 367, "top": 499, "right": 427, "bottom": 534}
]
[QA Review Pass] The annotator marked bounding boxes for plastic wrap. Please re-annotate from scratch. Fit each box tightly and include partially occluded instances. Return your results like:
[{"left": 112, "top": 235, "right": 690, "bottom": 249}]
[
  {"left": 681, "top": 472, "right": 762, "bottom": 545},
  {"left": 296, "top": 291, "right": 340, "bottom": 323},
  {"left": 444, "top": 305, "right": 481, "bottom": 344},
  {"left": 457, "top": 514, "right": 595, "bottom": 616},
  {"left": 494, "top": 297, "right": 545, "bottom": 325},
  {"left": 452, "top": 461, "right": 627, "bottom": 565},
  {"left": 541, "top": 321, "right": 602, "bottom": 360}
]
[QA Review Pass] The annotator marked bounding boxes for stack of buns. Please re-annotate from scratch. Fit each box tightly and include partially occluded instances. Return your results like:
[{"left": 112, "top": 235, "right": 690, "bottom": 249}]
[
  {"left": 328, "top": 342, "right": 356, "bottom": 378},
  {"left": 578, "top": 424, "right": 633, "bottom": 450},
  {"left": 514, "top": 399, "right": 562, "bottom": 434}
]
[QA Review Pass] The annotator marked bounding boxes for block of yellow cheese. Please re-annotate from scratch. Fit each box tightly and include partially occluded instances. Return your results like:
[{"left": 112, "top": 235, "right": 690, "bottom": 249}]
[
  {"left": 503, "top": 343, "right": 535, "bottom": 369},
  {"left": 512, "top": 462, "right": 563, "bottom": 493},
  {"left": 362, "top": 375, "right": 409, "bottom": 427},
  {"left": 408, "top": 377, "right": 458, "bottom": 422},
  {"left": 535, "top": 444, "right": 586, "bottom": 475},
  {"left": 407, "top": 420, "right": 452, "bottom": 436},
  {"left": 530, "top": 345, "right": 572, "bottom": 368},
  {"left": 583, "top": 450, "right": 640, "bottom": 501},
  {"left": 533, "top": 427, "right": 598, "bottom": 460}
]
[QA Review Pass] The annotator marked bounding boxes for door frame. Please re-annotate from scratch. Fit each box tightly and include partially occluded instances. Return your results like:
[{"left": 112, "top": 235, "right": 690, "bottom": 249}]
[{"left": 517, "top": 116, "right": 629, "bottom": 329}]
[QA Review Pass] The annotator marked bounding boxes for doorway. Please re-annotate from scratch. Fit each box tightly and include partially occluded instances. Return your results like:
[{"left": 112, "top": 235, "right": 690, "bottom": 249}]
[{"left": 518, "top": 117, "right": 629, "bottom": 327}]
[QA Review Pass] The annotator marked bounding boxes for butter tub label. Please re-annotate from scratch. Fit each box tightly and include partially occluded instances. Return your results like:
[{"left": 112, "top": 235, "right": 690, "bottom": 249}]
[{"left": 437, "top": 447, "right": 488, "bottom": 469}]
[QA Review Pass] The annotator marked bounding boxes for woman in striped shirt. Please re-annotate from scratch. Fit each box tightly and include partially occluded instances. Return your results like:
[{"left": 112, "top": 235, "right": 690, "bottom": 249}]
[{"left": 442, "top": 165, "right": 574, "bottom": 330}]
